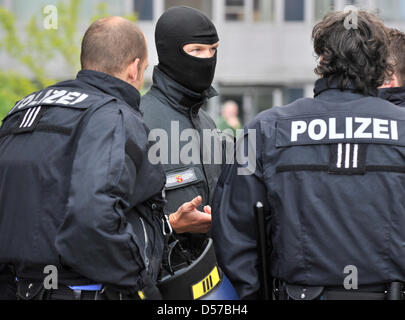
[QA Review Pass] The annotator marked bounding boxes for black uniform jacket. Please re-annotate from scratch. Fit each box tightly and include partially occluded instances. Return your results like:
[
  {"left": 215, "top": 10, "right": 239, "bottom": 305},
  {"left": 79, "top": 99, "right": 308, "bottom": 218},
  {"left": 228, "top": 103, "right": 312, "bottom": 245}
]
[
  {"left": 141, "top": 67, "right": 225, "bottom": 256},
  {"left": 379, "top": 86, "right": 405, "bottom": 107}
]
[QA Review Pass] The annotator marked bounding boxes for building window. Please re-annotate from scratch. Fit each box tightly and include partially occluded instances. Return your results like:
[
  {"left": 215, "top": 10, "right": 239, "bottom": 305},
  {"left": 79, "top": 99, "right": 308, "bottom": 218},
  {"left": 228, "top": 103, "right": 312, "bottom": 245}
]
[
  {"left": 255, "top": 92, "right": 274, "bottom": 113},
  {"left": 134, "top": 0, "right": 154, "bottom": 20},
  {"left": 253, "top": 0, "right": 275, "bottom": 22},
  {"left": 375, "top": 0, "right": 405, "bottom": 22},
  {"left": 284, "top": 0, "right": 305, "bottom": 22},
  {"left": 225, "top": 0, "right": 245, "bottom": 21},
  {"left": 165, "top": 0, "right": 213, "bottom": 19},
  {"left": 314, "top": 0, "right": 334, "bottom": 21}
]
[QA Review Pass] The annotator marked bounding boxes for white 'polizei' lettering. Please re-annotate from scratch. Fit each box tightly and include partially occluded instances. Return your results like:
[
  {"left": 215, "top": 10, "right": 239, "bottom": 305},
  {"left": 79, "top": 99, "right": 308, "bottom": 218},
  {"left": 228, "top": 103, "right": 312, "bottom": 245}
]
[
  {"left": 308, "top": 119, "right": 327, "bottom": 141},
  {"left": 346, "top": 117, "right": 353, "bottom": 139},
  {"left": 42, "top": 90, "right": 68, "bottom": 104},
  {"left": 27, "top": 91, "right": 45, "bottom": 107},
  {"left": 353, "top": 117, "right": 372, "bottom": 139},
  {"left": 373, "top": 119, "right": 390, "bottom": 139},
  {"left": 16, "top": 94, "right": 36, "bottom": 109},
  {"left": 291, "top": 117, "right": 399, "bottom": 142},
  {"left": 329, "top": 118, "right": 344, "bottom": 139},
  {"left": 291, "top": 121, "right": 307, "bottom": 142},
  {"left": 37, "top": 90, "right": 54, "bottom": 105},
  {"left": 71, "top": 93, "right": 88, "bottom": 105},
  {"left": 56, "top": 92, "right": 82, "bottom": 105},
  {"left": 15, "top": 90, "right": 89, "bottom": 111},
  {"left": 51, "top": 91, "right": 89, "bottom": 105}
]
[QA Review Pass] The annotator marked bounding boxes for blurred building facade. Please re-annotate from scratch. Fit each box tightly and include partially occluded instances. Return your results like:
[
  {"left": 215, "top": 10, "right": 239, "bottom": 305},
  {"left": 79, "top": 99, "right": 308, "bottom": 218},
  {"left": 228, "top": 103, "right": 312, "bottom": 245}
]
[{"left": 1, "top": 0, "right": 405, "bottom": 123}]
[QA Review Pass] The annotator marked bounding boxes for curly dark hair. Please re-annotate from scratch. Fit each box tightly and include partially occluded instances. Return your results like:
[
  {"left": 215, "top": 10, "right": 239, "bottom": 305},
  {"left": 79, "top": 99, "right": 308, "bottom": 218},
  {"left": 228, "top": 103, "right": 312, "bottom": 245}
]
[
  {"left": 312, "top": 10, "right": 394, "bottom": 95},
  {"left": 387, "top": 28, "right": 405, "bottom": 86}
]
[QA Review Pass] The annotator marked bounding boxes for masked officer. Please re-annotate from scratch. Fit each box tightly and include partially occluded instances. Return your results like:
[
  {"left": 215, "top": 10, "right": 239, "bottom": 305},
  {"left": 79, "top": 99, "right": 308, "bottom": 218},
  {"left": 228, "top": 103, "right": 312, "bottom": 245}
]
[
  {"left": 0, "top": 17, "right": 168, "bottom": 300},
  {"left": 141, "top": 7, "right": 238, "bottom": 300},
  {"left": 212, "top": 10, "right": 405, "bottom": 300},
  {"left": 379, "top": 28, "right": 405, "bottom": 107}
]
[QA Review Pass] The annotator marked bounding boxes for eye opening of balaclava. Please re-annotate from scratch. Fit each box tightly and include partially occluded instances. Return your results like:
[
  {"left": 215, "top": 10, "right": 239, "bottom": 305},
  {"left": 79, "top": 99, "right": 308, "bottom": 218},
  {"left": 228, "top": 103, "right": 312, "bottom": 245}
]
[{"left": 155, "top": 6, "right": 219, "bottom": 94}]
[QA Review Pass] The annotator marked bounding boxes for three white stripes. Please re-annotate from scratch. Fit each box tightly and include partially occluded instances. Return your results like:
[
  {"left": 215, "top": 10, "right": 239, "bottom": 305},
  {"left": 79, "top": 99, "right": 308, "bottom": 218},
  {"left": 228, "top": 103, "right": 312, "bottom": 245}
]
[
  {"left": 20, "top": 107, "right": 42, "bottom": 128},
  {"left": 352, "top": 144, "right": 359, "bottom": 169},
  {"left": 337, "top": 143, "right": 359, "bottom": 169}
]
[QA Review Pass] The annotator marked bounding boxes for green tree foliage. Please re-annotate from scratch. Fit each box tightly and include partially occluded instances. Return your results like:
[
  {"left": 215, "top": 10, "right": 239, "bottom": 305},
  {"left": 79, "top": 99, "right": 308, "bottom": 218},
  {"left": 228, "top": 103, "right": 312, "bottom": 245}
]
[{"left": 0, "top": 0, "right": 137, "bottom": 120}]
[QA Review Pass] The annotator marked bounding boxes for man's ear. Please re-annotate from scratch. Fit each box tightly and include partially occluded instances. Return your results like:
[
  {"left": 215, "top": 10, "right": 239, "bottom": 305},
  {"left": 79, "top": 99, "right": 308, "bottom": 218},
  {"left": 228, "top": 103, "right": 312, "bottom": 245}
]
[
  {"left": 127, "top": 58, "right": 140, "bottom": 83},
  {"left": 381, "top": 74, "right": 401, "bottom": 88}
]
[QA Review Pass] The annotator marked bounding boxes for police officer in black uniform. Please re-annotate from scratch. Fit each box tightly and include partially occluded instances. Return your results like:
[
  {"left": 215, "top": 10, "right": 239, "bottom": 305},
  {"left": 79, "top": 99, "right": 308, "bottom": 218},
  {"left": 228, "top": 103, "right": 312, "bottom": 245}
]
[
  {"left": 0, "top": 17, "right": 167, "bottom": 300},
  {"left": 212, "top": 10, "right": 405, "bottom": 300},
  {"left": 141, "top": 7, "right": 222, "bottom": 258},
  {"left": 140, "top": 7, "right": 238, "bottom": 300},
  {"left": 379, "top": 28, "right": 405, "bottom": 107}
]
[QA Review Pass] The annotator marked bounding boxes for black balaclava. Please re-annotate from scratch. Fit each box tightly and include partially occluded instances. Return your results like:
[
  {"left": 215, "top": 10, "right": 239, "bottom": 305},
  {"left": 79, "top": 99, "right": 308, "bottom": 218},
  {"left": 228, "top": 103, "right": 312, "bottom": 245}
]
[{"left": 155, "top": 6, "right": 219, "bottom": 94}]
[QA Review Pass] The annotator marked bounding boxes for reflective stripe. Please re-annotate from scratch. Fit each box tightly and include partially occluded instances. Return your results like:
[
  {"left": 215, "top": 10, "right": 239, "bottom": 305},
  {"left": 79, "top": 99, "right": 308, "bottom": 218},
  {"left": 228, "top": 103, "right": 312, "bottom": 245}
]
[
  {"left": 68, "top": 284, "right": 102, "bottom": 291},
  {"left": 26, "top": 106, "right": 42, "bottom": 127},
  {"left": 345, "top": 143, "right": 351, "bottom": 169},
  {"left": 19, "top": 109, "right": 33, "bottom": 128},
  {"left": 22, "top": 107, "right": 38, "bottom": 128},
  {"left": 353, "top": 144, "right": 359, "bottom": 169},
  {"left": 336, "top": 143, "right": 343, "bottom": 168}
]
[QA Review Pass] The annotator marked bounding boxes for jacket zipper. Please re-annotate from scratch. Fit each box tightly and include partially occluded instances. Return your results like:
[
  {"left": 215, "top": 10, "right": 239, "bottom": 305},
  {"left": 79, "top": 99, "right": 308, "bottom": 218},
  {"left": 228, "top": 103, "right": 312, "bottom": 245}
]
[{"left": 139, "top": 217, "right": 150, "bottom": 272}]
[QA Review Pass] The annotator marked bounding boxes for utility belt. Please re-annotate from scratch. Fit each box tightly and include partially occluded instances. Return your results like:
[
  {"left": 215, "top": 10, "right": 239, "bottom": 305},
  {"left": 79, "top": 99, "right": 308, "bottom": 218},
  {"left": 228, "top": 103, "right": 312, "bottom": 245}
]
[
  {"left": 273, "top": 280, "right": 405, "bottom": 301},
  {"left": 15, "top": 279, "right": 161, "bottom": 300}
]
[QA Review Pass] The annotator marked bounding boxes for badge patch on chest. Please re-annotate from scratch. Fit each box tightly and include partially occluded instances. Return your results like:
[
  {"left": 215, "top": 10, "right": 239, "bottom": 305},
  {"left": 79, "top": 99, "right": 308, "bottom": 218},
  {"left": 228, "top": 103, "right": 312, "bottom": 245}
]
[{"left": 165, "top": 168, "right": 199, "bottom": 190}]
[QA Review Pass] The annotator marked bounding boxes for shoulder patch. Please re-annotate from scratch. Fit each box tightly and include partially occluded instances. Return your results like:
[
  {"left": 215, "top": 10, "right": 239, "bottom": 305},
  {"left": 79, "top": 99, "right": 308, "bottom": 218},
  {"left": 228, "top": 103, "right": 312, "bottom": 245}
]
[{"left": 165, "top": 168, "right": 200, "bottom": 190}]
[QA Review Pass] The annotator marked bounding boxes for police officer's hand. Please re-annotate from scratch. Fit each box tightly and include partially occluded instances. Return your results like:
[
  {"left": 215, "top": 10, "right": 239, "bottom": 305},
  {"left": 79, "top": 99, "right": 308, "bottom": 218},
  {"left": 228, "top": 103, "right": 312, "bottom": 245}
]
[{"left": 169, "top": 196, "right": 212, "bottom": 234}]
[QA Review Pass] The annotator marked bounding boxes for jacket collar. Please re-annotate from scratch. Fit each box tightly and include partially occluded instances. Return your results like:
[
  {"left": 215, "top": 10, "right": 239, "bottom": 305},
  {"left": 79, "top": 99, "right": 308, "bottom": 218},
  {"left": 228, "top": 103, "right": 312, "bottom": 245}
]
[
  {"left": 76, "top": 70, "right": 141, "bottom": 111},
  {"left": 378, "top": 86, "right": 405, "bottom": 107},
  {"left": 314, "top": 78, "right": 378, "bottom": 101},
  {"left": 150, "top": 66, "right": 218, "bottom": 117}
]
